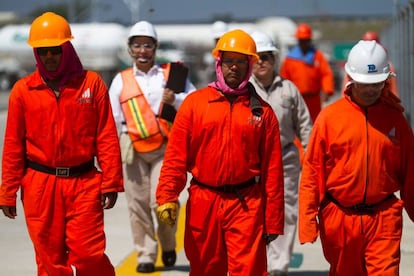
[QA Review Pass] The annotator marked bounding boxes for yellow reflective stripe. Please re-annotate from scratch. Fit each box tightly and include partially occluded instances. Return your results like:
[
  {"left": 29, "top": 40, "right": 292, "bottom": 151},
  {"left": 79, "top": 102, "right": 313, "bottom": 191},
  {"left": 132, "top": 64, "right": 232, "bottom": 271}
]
[{"left": 127, "top": 98, "right": 150, "bottom": 138}]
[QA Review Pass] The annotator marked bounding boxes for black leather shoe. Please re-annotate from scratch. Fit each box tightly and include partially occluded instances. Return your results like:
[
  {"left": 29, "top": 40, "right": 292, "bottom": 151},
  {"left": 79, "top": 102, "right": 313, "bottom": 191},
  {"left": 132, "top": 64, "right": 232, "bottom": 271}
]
[
  {"left": 136, "top": 263, "right": 155, "bottom": 273},
  {"left": 162, "top": 250, "right": 176, "bottom": 267}
]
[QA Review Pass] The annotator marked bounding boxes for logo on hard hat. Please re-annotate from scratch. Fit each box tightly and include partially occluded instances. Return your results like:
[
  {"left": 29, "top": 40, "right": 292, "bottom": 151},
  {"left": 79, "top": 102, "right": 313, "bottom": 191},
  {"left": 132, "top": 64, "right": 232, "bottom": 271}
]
[{"left": 367, "top": 64, "right": 378, "bottom": 73}]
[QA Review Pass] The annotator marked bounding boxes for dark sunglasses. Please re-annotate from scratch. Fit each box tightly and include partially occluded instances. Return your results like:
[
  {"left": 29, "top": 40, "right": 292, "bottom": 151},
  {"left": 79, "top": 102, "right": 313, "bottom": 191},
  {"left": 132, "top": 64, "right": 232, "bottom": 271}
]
[
  {"left": 259, "top": 53, "right": 274, "bottom": 62},
  {"left": 36, "top": 46, "right": 62, "bottom": 56}
]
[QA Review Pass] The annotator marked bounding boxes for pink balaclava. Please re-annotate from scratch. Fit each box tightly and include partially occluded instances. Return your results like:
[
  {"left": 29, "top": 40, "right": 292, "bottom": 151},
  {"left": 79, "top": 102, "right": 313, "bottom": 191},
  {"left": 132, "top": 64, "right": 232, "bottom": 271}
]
[{"left": 208, "top": 52, "right": 254, "bottom": 96}]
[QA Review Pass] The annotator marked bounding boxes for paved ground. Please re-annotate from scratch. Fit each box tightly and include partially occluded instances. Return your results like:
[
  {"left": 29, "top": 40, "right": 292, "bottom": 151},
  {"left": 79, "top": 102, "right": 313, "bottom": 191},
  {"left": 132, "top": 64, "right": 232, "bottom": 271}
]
[{"left": 0, "top": 91, "right": 413, "bottom": 275}]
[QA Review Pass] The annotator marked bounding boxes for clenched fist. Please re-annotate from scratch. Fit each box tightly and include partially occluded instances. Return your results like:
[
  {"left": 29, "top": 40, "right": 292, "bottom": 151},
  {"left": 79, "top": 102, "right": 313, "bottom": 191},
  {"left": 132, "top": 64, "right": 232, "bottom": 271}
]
[{"left": 156, "top": 202, "right": 178, "bottom": 227}]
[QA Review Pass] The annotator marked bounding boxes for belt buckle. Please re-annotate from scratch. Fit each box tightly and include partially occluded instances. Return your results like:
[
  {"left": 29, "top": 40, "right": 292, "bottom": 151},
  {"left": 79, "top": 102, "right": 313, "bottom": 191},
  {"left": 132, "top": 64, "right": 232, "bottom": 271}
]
[
  {"left": 56, "top": 167, "right": 70, "bottom": 177},
  {"left": 353, "top": 203, "right": 373, "bottom": 213}
]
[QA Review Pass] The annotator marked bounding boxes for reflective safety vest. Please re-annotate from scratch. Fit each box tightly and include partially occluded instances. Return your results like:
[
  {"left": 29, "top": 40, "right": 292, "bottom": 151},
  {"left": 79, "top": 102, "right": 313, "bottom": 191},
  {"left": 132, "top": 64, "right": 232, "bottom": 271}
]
[{"left": 120, "top": 65, "right": 173, "bottom": 153}]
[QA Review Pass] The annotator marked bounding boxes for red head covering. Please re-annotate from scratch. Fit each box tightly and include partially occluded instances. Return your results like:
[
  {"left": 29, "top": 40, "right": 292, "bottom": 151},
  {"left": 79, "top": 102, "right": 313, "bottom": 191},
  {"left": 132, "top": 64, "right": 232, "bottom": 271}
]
[{"left": 33, "top": 41, "right": 85, "bottom": 90}]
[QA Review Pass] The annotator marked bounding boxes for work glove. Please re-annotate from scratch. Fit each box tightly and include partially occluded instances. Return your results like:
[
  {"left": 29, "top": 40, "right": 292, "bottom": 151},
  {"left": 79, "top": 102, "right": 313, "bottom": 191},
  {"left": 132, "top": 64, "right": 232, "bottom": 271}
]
[{"left": 157, "top": 202, "right": 178, "bottom": 227}]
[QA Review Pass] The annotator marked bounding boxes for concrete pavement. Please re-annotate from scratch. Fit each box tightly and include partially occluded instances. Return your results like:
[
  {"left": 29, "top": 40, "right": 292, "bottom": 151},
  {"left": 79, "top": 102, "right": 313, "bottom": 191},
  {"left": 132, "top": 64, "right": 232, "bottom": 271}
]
[
  {"left": 2, "top": 187, "right": 414, "bottom": 275},
  {"left": 0, "top": 91, "right": 414, "bottom": 275}
]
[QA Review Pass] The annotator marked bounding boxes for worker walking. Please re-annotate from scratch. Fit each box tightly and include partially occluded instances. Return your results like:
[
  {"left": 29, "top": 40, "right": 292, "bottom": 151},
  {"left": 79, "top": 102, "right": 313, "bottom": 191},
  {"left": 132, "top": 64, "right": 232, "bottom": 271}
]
[
  {"left": 250, "top": 30, "right": 312, "bottom": 276},
  {"left": 0, "top": 12, "right": 123, "bottom": 276},
  {"left": 299, "top": 40, "right": 414, "bottom": 275},
  {"left": 156, "top": 29, "right": 285, "bottom": 275},
  {"left": 280, "top": 23, "right": 335, "bottom": 122},
  {"left": 108, "top": 21, "right": 195, "bottom": 273}
]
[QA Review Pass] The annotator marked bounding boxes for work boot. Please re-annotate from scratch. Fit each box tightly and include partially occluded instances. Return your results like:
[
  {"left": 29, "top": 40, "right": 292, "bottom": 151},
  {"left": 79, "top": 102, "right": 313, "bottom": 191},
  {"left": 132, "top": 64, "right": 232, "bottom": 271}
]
[
  {"left": 136, "top": 263, "right": 155, "bottom": 273},
  {"left": 162, "top": 250, "right": 176, "bottom": 267}
]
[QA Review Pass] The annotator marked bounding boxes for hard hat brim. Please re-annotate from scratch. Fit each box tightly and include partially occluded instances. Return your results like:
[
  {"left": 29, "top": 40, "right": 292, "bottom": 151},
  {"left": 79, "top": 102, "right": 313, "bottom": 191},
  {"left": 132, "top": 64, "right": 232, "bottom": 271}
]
[
  {"left": 28, "top": 37, "right": 73, "bottom": 48},
  {"left": 345, "top": 63, "right": 389, "bottom": 83},
  {"left": 257, "top": 46, "right": 279, "bottom": 54}
]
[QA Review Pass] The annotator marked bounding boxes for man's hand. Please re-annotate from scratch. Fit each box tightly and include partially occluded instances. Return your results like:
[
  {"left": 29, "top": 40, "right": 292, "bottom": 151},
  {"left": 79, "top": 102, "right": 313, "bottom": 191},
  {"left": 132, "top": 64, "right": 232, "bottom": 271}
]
[
  {"left": 156, "top": 202, "right": 178, "bottom": 227},
  {"left": 1, "top": 205, "right": 17, "bottom": 219},
  {"left": 264, "top": 234, "right": 279, "bottom": 245},
  {"left": 162, "top": 88, "right": 175, "bottom": 105},
  {"left": 101, "top": 192, "right": 118, "bottom": 209}
]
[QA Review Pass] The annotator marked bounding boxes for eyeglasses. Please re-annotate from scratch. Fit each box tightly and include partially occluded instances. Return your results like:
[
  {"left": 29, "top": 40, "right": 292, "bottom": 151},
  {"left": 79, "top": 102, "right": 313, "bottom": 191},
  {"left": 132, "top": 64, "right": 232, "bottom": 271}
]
[
  {"left": 258, "top": 53, "right": 273, "bottom": 62},
  {"left": 130, "top": 43, "right": 156, "bottom": 51},
  {"left": 222, "top": 58, "right": 248, "bottom": 66},
  {"left": 36, "top": 46, "right": 62, "bottom": 56}
]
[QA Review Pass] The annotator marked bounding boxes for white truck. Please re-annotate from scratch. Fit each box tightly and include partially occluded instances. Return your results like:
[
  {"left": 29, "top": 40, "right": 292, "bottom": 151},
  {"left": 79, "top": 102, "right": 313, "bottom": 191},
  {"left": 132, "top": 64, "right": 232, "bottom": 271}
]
[{"left": 0, "top": 22, "right": 127, "bottom": 89}]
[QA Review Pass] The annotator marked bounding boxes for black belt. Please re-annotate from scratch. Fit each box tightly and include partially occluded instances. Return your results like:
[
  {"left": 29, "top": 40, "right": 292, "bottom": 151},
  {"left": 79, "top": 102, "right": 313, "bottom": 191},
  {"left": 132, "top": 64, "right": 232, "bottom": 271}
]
[
  {"left": 192, "top": 177, "right": 256, "bottom": 203},
  {"left": 27, "top": 159, "right": 95, "bottom": 177},
  {"left": 324, "top": 193, "right": 395, "bottom": 214}
]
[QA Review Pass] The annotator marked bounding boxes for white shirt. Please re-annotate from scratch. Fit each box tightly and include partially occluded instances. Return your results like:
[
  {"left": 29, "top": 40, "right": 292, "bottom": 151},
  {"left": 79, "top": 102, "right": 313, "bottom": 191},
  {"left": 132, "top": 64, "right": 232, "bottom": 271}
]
[{"left": 109, "top": 63, "right": 196, "bottom": 134}]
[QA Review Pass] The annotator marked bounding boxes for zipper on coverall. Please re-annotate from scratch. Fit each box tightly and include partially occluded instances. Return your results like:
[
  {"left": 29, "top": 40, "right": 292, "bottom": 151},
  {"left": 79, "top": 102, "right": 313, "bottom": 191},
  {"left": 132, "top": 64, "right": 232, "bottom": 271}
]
[{"left": 227, "top": 98, "right": 246, "bottom": 204}]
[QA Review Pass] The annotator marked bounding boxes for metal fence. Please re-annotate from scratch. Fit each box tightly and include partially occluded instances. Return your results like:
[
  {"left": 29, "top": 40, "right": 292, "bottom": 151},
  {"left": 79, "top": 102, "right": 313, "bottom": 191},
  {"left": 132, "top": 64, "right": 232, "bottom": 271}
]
[{"left": 382, "top": 0, "right": 414, "bottom": 129}]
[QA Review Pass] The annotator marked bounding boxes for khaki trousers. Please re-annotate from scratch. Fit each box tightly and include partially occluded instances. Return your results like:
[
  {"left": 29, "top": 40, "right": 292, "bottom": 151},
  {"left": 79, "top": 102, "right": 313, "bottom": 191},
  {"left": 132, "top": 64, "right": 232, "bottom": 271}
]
[{"left": 120, "top": 133, "right": 177, "bottom": 264}]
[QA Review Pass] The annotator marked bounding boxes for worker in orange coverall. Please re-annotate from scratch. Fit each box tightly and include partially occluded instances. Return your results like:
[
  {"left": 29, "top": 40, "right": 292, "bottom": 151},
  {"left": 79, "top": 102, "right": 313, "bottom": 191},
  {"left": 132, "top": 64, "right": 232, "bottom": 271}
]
[
  {"left": 156, "top": 29, "right": 285, "bottom": 276},
  {"left": 280, "top": 23, "right": 335, "bottom": 122},
  {"left": 0, "top": 12, "right": 123, "bottom": 276},
  {"left": 299, "top": 40, "right": 414, "bottom": 276},
  {"left": 342, "top": 30, "right": 399, "bottom": 98}
]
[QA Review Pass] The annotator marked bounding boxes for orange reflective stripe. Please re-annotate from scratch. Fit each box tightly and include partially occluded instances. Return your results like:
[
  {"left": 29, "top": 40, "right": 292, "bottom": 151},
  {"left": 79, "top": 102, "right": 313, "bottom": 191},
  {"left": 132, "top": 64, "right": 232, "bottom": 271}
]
[{"left": 120, "top": 66, "right": 171, "bottom": 153}]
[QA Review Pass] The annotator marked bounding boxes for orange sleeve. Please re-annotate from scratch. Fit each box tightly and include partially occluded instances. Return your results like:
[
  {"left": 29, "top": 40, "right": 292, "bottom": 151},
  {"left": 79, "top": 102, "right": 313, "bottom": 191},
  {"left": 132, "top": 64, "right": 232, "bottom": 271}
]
[
  {"left": 92, "top": 72, "right": 124, "bottom": 193},
  {"left": 298, "top": 120, "right": 326, "bottom": 243},
  {"left": 0, "top": 80, "right": 27, "bottom": 206},
  {"left": 399, "top": 120, "right": 414, "bottom": 222},
  {"left": 260, "top": 106, "right": 285, "bottom": 234},
  {"left": 156, "top": 92, "right": 192, "bottom": 205}
]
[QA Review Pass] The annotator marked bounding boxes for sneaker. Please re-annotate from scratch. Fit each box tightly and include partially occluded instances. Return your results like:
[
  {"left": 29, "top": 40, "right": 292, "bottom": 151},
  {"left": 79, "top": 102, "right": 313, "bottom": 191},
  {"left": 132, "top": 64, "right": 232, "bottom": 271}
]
[
  {"left": 162, "top": 250, "right": 176, "bottom": 267},
  {"left": 136, "top": 263, "right": 155, "bottom": 273}
]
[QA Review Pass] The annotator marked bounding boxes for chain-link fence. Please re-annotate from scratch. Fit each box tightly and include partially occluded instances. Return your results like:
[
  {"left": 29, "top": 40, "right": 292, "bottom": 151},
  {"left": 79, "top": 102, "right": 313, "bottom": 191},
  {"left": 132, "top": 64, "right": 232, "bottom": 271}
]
[{"left": 382, "top": 1, "right": 414, "bottom": 128}]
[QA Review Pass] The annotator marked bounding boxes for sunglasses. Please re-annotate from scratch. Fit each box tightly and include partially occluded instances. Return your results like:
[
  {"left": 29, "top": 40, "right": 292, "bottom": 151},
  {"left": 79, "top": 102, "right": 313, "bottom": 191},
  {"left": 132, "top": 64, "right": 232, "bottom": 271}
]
[
  {"left": 36, "top": 46, "right": 62, "bottom": 56},
  {"left": 258, "top": 53, "right": 274, "bottom": 62}
]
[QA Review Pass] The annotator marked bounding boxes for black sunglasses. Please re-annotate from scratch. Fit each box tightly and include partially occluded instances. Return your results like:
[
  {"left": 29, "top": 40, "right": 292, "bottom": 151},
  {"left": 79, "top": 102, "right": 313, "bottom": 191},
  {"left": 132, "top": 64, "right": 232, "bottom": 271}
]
[
  {"left": 36, "top": 46, "right": 62, "bottom": 56},
  {"left": 259, "top": 53, "right": 274, "bottom": 62}
]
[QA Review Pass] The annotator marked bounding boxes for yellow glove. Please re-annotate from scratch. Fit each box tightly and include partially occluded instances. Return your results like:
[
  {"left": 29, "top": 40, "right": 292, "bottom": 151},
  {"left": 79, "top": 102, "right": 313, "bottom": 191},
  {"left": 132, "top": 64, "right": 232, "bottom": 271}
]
[{"left": 156, "top": 202, "right": 178, "bottom": 227}]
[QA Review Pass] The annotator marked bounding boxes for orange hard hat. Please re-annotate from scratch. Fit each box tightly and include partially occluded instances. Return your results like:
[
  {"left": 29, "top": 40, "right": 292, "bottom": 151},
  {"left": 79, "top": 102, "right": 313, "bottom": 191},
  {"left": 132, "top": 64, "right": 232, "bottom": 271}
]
[
  {"left": 295, "top": 23, "right": 312, "bottom": 39},
  {"left": 212, "top": 29, "right": 259, "bottom": 63},
  {"left": 27, "top": 12, "right": 74, "bottom": 48},
  {"left": 361, "top": 31, "right": 380, "bottom": 43}
]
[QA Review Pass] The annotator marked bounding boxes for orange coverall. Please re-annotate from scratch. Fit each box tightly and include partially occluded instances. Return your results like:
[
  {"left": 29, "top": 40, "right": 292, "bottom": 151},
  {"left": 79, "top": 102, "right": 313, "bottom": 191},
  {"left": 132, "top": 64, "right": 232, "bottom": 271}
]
[
  {"left": 299, "top": 87, "right": 414, "bottom": 275},
  {"left": 0, "top": 70, "right": 123, "bottom": 276},
  {"left": 280, "top": 47, "right": 334, "bottom": 122},
  {"left": 156, "top": 86, "right": 285, "bottom": 275}
]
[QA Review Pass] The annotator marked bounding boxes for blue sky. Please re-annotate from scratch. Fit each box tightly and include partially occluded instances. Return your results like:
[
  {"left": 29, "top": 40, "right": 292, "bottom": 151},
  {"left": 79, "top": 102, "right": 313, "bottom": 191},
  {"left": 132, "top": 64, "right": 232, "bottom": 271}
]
[{"left": 1, "top": 0, "right": 407, "bottom": 24}]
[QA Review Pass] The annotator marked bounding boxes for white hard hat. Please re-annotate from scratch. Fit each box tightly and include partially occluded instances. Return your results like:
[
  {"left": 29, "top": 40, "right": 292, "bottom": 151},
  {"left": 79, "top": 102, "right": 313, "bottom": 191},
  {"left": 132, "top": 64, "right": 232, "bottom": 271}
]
[
  {"left": 344, "top": 40, "right": 390, "bottom": 84},
  {"left": 250, "top": 30, "right": 279, "bottom": 53},
  {"left": 211, "top": 21, "right": 229, "bottom": 39},
  {"left": 128, "top": 21, "right": 157, "bottom": 41}
]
